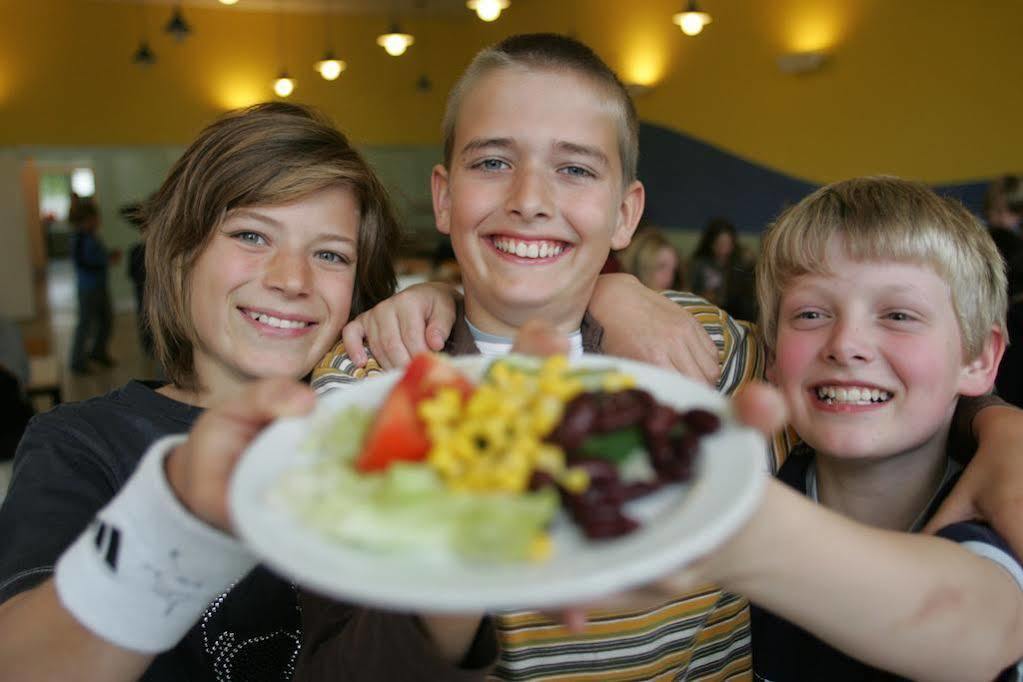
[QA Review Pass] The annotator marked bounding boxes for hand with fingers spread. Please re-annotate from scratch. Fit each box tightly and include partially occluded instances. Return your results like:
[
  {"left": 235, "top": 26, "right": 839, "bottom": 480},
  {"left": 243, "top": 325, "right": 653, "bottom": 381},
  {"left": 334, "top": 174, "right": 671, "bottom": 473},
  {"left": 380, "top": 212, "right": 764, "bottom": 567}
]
[
  {"left": 341, "top": 282, "right": 460, "bottom": 370},
  {"left": 589, "top": 274, "right": 720, "bottom": 385},
  {"left": 165, "top": 379, "right": 316, "bottom": 532}
]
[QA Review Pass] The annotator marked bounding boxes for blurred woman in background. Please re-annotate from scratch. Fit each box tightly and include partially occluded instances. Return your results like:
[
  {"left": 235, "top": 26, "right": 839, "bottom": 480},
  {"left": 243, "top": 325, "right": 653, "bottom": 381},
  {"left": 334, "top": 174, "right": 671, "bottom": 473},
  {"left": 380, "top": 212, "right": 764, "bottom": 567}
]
[{"left": 617, "top": 227, "right": 683, "bottom": 291}]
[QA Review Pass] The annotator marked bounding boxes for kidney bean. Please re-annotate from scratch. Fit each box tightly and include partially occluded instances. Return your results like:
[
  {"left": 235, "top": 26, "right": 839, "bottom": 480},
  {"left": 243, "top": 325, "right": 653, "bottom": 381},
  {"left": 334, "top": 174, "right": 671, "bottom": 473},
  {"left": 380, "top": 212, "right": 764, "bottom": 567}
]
[
  {"left": 548, "top": 394, "right": 600, "bottom": 450},
  {"left": 682, "top": 409, "right": 721, "bottom": 436},
  {"left": 644, "top": 403, "right": 679, "bottom": 438},
  {"left": 595, "top": 389, "right": 653, "bottom": 431},
  {"left": 528, "top": 470, "right": 557, "bottom": 492}
]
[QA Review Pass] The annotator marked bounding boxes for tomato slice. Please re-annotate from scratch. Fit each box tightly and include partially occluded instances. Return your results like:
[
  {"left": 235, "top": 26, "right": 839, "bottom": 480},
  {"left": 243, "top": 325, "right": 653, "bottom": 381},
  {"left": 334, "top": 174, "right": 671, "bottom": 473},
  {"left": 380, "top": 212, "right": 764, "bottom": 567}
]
[{"left": 355, "top": 353, "right": 472, "bottom": 473}]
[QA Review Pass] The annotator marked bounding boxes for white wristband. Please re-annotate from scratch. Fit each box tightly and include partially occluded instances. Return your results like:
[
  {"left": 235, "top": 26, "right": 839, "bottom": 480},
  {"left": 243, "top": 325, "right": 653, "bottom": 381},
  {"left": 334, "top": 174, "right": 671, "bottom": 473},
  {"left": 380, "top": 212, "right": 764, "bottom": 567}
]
[{"left": 55, "top": 435, "right": 258, "bottom": 653}]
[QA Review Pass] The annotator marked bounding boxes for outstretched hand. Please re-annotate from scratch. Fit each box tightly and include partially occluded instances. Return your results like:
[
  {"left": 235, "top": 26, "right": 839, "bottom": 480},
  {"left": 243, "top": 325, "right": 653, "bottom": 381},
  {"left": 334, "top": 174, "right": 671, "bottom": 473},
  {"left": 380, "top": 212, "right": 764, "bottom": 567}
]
[
  {"left": 165, "top": 378, "right": 316, "bottom": 532},
  {"left": 341, "top": 282, "right": 460, "bottom": 369}
]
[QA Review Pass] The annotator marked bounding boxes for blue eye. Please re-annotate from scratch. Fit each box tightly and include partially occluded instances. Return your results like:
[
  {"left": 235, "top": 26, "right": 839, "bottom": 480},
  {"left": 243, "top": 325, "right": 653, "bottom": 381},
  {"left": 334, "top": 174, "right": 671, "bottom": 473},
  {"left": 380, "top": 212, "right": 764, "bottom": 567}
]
[
  {"left": 232, "top": 231, "right": 267, "bottom": 246},
  {"left": 316, "top": 251, "right": 350, "bottom": 265},
  {"left": 474, "top": 158, "right": 510, "bottom": 172},
  {"left": 561, "top": 165, "right": 595, "bottom": 178}
]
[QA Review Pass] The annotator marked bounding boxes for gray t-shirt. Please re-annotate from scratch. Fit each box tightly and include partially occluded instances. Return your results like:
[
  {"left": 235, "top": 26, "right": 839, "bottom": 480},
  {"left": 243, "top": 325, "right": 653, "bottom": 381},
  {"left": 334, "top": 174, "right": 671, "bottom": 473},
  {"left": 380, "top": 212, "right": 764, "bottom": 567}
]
[{"left": 0, "top": 381, "right": 300, "bottom": 681}]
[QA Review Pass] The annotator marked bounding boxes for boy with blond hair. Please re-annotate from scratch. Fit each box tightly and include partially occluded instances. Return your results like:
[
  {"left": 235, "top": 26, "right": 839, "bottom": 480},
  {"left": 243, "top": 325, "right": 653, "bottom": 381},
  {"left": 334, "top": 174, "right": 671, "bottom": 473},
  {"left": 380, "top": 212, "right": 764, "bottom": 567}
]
[{"left": 686, "top": 176, "right": 1023, "bottom": 680}]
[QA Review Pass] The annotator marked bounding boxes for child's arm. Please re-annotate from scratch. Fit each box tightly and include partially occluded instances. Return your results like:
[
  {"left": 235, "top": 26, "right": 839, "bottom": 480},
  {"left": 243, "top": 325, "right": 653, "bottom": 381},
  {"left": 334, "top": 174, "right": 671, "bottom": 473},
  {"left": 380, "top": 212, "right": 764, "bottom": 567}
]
[
  {"left": 928, "top": 402, "right": 1023, "bottom": 556},
  {"left": 587, "top": 273, "right": 721, "bottom": 386},
  {"left": 698, "top": 479, "right": 1023, "bottom": 681},
  {"left": 334, "top": 276, "right": 743, "bottom": 390}
]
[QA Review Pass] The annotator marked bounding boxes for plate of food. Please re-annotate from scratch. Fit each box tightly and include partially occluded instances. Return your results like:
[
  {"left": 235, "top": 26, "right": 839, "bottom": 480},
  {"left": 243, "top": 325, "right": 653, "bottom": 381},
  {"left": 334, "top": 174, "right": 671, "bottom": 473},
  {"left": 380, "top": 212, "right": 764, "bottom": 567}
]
[{"left": 229, "top": 353, "right": 767, "bottom": 612}]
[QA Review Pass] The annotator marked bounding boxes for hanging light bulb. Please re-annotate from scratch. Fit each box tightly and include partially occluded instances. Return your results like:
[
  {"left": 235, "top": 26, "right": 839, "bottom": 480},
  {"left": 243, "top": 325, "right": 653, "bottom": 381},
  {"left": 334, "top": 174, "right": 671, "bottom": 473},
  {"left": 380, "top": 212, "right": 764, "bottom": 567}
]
[
  {"left": 164, "top": 5, "right": 192, "bottom": 41},
  {"left": 672, "top": 0, "right": 712, "bottom": 36},
  {"left": 132, "top": 40, "right": 157, "bottom": 66},
  {"left": 315, "top": 52, "right": 346, "bottom": 81},
  {"left": 466, "top": 0, "right": 509, "bottom": 22},
  {"left": 273, "top": 72, "right": 295, "bottom": 97},
  {"left": 377, "top": 23, "right": 414, "bottom": 57},
  {"left": 219, "top": 0, "right": 239, "bottom": 4}
]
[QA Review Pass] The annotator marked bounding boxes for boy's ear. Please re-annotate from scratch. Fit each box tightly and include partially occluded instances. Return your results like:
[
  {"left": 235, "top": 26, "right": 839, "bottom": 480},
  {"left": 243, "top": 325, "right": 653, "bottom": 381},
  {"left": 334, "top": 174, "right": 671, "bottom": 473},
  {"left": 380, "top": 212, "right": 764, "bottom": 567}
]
[
  {"left": 958, "top": 325, "right": 1006, "bottom": 397},
  {"left": 610, "top": 180, "right": 645, "bottom": 251},
  {"left": 431, "top": 164, "right": 452, "bottom": 236}
]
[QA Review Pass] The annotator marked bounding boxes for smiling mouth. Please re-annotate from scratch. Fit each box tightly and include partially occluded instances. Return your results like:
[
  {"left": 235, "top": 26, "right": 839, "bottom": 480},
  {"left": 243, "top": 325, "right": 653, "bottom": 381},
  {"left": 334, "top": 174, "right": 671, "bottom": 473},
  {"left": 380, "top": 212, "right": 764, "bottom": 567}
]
[
  {"left": 490, "top": 236, "right": 568, "bottom": 259},
  {"left": 242, "top": 309, "right": 315, "bottom": 330},
  {"left": 814, "top": 385, "right": 892, "bottom": 406}
]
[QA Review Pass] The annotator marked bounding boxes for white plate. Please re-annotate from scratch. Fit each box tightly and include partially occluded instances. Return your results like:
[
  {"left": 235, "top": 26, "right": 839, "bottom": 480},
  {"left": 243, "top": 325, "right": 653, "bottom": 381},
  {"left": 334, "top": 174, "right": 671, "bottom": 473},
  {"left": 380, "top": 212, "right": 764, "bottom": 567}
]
[{"left": 230, "top": 354, "right": 767, "bottom": 612}]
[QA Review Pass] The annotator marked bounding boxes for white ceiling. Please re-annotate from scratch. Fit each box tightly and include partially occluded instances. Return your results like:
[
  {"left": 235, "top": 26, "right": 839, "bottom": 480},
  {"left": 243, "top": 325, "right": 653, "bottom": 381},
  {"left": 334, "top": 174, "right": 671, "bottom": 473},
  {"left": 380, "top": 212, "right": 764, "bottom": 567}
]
[{"left": 102, "top": 0, "right": 473, "bottom": 17}]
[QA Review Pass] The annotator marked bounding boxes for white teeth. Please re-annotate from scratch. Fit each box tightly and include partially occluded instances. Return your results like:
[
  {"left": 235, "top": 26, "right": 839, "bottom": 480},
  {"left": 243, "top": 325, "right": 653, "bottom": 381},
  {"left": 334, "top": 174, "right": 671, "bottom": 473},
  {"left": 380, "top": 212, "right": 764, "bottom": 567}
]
[
  {"left": 247, "top": 310, "right": 310, "bottom": 329},
  {"left": 815, "top": 385, "right": 891, "bottom": 405},
  {"left": 493, "top": 238, "right": 564, "bottom": 259}
]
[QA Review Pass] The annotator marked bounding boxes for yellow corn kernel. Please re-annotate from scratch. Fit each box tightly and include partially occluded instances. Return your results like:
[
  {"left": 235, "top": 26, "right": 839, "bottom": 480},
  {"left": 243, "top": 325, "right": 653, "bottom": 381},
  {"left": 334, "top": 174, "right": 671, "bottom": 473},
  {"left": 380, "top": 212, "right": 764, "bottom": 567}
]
[
  {"left": 534, "top": 444, "right": 566, "bottom": 474},
  {"left": 528, "top": 532, "right": 553, "bottom": 561},
  {"left": 560, "top": 467, "right": 591, "bottom": 494},
  {"left": 530, "top": 395, "right": 564, "bottom": 436}
]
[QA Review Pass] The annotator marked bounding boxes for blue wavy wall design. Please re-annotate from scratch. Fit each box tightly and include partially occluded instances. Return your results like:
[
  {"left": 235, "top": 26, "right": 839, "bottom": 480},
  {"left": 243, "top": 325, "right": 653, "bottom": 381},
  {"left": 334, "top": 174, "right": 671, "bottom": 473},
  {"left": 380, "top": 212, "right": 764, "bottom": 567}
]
[{"left": 638, "top": 122, "right": 988, "bottom": 233}]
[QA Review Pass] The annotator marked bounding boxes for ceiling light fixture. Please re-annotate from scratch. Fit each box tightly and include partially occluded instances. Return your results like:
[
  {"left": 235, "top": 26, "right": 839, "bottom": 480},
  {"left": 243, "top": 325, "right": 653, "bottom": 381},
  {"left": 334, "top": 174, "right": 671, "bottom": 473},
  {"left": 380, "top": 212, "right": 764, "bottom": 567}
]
[
  {"left": 219, "top": 0, "right": 239, "bottom": 5},
  {"left": 274, "top": 72, "right": 295, "bottom": 97},
  {"left": 132, "top": 41, "right": 157, "bottom": 66},
  {"left": 132, "top": 5, "right": 156, "bottom": 66},
  {"left": 672, "top": 1, "right": 712, "bottom": 36},
  {"left": 315, "top": 0, "right": 346, "bottom": 80},
  {"left": 316, "top": 52, "right": 346, "bottom": 80},
  {"left": 467, "top": 0, "right": 509, "bottom": 22},
  {"left": 164, "top": 4, "right": 192, "bottom": 41},
  {"left": 377, "top": 22, "right": 414, "bottom": 57},
  {"left": 272, "top": 1, "right": 294, "bottom": 96}
]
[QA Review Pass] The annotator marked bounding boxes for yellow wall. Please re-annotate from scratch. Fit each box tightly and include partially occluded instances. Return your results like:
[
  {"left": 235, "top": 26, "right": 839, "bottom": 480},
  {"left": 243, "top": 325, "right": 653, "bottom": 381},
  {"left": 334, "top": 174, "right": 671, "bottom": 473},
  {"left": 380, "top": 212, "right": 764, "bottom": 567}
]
[{"left": 2, "top": 0, "right": 1021, "bottom": 183}]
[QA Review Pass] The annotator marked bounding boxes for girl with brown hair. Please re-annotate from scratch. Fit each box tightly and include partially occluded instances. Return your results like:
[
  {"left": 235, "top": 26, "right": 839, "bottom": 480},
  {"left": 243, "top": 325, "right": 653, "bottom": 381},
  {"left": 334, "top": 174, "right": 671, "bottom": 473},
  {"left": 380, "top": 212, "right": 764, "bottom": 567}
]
[{"left": 0, "top": 101, "right": 399, "bottom": 681}]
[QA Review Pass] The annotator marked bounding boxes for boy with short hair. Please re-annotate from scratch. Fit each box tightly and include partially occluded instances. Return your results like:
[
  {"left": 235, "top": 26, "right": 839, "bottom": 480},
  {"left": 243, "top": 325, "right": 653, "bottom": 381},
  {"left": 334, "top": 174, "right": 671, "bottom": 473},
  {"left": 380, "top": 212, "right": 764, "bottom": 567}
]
[
  {"left": 690, "top": 176, "right": 1023, "bottom": 680},
  {"left": 298, "top": 32, "right": 757, "bottom": 681}
]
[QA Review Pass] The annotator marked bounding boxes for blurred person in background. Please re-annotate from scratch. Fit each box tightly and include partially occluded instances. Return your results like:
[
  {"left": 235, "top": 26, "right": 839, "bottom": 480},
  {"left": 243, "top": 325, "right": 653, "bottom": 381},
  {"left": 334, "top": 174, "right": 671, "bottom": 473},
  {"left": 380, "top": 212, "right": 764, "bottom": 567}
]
[
  {"left": 986, "top": 174, "right": 1022, "bottom": 234},
  {"left": 617, "top": 227, "right": 683, "bottom": 291},
  {"left": 121, "top": 201, "right": 155, "bottom": 359},
  {"left": 69, "top": 195, "right": 119, "bottom": 374},
  {"left": 690, "top": 218, "right": 757, "bottom": 322}
]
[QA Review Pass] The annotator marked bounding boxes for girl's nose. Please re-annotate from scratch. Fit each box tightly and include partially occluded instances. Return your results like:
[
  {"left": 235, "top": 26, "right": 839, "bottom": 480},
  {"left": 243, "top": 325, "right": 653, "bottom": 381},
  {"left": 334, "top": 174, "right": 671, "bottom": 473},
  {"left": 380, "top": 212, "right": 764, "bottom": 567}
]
[{"left": 264, "top": 250, "right": 311, "bottom": 296}]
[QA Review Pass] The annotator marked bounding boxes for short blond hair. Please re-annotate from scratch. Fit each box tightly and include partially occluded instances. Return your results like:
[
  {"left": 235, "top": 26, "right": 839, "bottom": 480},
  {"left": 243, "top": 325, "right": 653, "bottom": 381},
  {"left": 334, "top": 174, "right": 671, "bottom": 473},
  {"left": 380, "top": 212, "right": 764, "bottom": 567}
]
[
  {"left": 441, "top": 33, "right": 639, "bottom": 185},
  {"left": 756, "top": 176, "right": 1006, "bottom": 360},
  {"left": 144, "top": 102, "right": 399, "bottom": 391}
]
